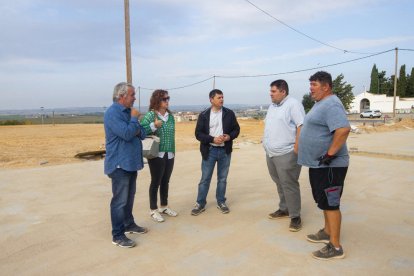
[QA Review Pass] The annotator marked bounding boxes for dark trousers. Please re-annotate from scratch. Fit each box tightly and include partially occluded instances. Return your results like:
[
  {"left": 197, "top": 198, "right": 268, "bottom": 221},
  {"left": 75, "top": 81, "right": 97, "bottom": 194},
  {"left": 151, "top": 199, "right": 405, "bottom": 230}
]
[
  {"left": 148, "top": 154, "right": 175, "bottom": 210},
  {"left": 108, "top": 168, "right": 137, "bottom": 239}
]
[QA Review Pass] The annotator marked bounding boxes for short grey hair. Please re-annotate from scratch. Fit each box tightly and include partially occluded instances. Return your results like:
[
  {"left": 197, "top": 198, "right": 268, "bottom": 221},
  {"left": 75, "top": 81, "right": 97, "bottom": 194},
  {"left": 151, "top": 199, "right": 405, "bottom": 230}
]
[{"left": 112, "top": 82, "right": 135, "bottom": 102}]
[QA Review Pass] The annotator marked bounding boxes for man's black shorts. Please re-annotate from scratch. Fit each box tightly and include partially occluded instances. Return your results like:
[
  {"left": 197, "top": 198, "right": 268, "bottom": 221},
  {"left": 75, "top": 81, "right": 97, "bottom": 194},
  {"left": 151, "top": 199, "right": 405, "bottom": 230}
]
[{"left": 309, "top": 167, "right": 348, "bottom": 210}]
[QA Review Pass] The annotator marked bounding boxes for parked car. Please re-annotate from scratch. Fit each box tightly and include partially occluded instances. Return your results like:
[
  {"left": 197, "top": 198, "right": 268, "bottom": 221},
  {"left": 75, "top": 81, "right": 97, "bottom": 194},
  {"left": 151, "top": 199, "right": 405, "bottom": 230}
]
[{"left": 360, "top": 110, "right": 382, "bottom": 118}]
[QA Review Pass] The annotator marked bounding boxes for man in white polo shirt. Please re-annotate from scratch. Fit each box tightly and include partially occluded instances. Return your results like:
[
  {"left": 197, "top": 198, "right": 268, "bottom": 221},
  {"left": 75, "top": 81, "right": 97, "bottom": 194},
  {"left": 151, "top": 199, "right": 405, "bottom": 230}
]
[{"left": 263, "top": 79, "right": 305, "bottom": 231}]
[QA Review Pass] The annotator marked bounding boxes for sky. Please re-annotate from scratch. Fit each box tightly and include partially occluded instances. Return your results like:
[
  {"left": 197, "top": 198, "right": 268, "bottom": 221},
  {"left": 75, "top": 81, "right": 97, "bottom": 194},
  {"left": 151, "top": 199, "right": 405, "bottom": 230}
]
[{"left": 1, "top": 0, "right": 414, "bottom": 110}]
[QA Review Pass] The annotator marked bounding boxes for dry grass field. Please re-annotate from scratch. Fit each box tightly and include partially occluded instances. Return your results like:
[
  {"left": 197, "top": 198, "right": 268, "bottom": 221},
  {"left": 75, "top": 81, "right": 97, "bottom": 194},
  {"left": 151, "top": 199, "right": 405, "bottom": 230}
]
[
  {"left": 0, "top": 120, "right": 264, "bottom": 169},
  {"left": 1, "top": 118, "right": 413, "bottom": 169}
]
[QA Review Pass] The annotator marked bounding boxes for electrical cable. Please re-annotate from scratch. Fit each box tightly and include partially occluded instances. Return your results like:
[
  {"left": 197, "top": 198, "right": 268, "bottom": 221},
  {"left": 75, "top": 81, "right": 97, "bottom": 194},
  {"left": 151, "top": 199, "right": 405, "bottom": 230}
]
[
  {"left": 136, "top": 48, "right": 412, "bottom": 89},
  {"left": 139, "top": 76, "right": 214, "bottom": 91},
  {"left": 243, "top": 0, "right": 376, "bottom": 55},
  {"left": 215, "top": 48, "right": 394, "bottom": 78}
]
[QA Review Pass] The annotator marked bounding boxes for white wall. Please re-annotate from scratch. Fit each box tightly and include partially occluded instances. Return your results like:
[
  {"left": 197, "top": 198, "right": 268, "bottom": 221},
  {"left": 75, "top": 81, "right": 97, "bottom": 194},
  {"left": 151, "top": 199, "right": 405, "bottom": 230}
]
[{"left": 350, "top": 92, "right": 414, "bottom": 113}]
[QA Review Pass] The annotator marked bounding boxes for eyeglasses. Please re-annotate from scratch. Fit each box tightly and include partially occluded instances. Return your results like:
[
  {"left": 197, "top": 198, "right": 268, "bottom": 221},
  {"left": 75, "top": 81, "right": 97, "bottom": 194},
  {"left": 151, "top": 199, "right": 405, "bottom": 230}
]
[{"left": 161, "top": 97, "right": 170, "bottom": 102}]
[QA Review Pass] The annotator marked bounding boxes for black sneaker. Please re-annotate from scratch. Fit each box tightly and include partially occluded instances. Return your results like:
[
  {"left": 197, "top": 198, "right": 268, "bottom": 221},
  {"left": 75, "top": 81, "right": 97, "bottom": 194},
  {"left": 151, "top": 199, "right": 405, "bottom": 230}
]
[
  {"left": 289, "top": 217, "right": 302, "bottom": 232},
  {"left": 312, "top": 242, "right": 345, "bottom": 260},
  {"left": 217, "top": 202, "right": 230, "bottom": 214},
  {"left": 268, "top": 209, "right": 289, "bottom": 219},
  {"left": 124, "top": 224, "right": 148, "bottom": 234},
  {"left": 307, "top": 229, "right": 330, "bottom": 244},
  {"left": 191, "top": 203, "right": 205, "bottom": 216},
  {"left": 112, "top": 236, "right": 136, "bottom": 248}
]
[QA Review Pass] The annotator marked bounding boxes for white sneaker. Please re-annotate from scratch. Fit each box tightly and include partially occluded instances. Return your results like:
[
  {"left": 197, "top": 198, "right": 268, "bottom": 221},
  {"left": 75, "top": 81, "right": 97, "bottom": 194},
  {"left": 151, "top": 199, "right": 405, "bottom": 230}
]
[
  {"left": 150, "top": 210, "right": 165, "bottom": 222},
  {"left": 159, "top": 206, "right": 178, "bottom": 217}
]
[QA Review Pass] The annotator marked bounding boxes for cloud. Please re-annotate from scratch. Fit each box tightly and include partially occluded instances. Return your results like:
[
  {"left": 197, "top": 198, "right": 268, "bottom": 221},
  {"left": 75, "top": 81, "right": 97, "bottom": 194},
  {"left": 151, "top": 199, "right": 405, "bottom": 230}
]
[
  {"left": 333, "top": 36, "right": 414, "bottom": 51},
  {"left": 0, "top": 0, "right": 389, "bottom": 66},
  {"left": 139, "top": 0, "right": 382, "bottom": 39},
  {"left": 0, "top": 0, "right": 412, "bottom": 109},
  {"left": 229, "top": 35, "right": 414, "bottom": 68}
]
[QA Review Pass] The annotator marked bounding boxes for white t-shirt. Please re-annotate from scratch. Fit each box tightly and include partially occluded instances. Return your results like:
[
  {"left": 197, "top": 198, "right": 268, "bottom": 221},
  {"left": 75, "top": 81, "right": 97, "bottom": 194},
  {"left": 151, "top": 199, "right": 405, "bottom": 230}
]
[
  {"left": 263, "top": 96, "right": 305, "bottom": 157},
  {"left": 209, "top": 109, "right": 224, "bottom": 147}
]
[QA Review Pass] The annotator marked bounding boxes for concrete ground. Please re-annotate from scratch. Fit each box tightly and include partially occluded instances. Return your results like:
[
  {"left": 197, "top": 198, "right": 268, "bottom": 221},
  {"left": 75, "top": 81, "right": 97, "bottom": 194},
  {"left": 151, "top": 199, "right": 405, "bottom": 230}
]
[{"left": 0, "top": 130, "right": 413, "bottom": 275}]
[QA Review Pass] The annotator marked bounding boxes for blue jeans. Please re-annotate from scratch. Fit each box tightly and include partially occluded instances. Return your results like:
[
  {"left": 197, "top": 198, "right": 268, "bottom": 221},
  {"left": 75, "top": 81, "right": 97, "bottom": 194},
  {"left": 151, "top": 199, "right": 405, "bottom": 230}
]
[
  {"left": 108, "top": 168, "right": 137, "bottom": 238},
  {"left": 196, "top": 147, "right": 231, "bottom": 208}
]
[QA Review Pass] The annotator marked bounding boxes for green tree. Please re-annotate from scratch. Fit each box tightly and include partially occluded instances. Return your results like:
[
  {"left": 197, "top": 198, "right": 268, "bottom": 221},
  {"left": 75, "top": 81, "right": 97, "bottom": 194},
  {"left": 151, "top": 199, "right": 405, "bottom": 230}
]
[
  {"left": 397, "top": 64, "right": 407, "bottom": 97},
  {"left": 332, "top": 74, "right": 355, "bottom": 111},
  {"left": 384, "top": 75, "right": 395, "bottom": 96},
  {"left": 302, "top": 93, "right": 314, "bottom": 113},
  {"left": 378, "top": 71, "right": 387, "bottom": 94},
  {"left": 406, "top": 67, "right": 414, "bottom": 97},
  {"left": 369, "top": 64, "right": 379, "bottom": 94}
]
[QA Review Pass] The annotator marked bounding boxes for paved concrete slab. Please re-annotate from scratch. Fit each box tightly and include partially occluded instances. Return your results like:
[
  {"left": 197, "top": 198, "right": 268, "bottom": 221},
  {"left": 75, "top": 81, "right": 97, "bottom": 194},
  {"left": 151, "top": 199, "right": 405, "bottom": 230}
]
[
  {"left": 348, "top": 130, "right": 414, "bottom": 156},
  {"left": 0, "top": 131, "right": 413, "bottom": 275}
]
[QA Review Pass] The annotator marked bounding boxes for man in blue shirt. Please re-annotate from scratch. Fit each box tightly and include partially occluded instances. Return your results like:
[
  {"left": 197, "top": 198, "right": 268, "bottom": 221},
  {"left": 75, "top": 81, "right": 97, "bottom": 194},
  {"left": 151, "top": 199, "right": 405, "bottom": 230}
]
[
  {"left": 298, "top": 71, "right": 351, "bottom": 260},
  {"left": 104, "top": 82, "right": 147, "bottom": 248}
]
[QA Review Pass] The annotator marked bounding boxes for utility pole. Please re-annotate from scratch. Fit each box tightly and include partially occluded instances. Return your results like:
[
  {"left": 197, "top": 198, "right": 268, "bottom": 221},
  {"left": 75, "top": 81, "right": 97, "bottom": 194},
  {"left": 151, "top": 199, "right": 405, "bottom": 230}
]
[
  {"left": 213, "top": 76, "right": 216, "bottom": 89},
  {"left": 40, "top": 106, "right": 44, "bottom": 125},
  {"left": 393, "top": 47, "right": 398, "bottom": 118},
  {"left": 124, "top": 0, "right": 132, "bottom": 84},
  {"left": 138, "top": 86, "right": 141, "bottom": 111}
]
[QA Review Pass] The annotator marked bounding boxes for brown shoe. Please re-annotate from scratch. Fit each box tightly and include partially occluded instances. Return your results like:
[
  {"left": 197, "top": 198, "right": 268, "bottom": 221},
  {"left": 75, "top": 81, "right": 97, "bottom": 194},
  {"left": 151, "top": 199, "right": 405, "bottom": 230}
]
[{"left": 268, "top": 209, "right": 289, "bottom": 219}]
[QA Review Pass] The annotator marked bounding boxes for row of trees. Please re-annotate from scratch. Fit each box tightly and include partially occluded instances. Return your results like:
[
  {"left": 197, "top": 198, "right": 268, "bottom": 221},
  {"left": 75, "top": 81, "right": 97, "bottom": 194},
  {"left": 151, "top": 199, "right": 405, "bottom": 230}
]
[
  {"left": 302, "top": 74, "right": 354, "bottom": 113},
  {"left": 369, "top": 64, "right": 414, "bottom": 97}
]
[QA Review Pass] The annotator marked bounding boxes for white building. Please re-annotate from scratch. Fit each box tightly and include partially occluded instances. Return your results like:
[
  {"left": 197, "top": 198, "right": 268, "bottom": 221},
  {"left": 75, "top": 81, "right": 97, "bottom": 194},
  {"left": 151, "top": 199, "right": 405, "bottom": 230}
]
[
  {"left": 349, "top": 91, "right": 414, "bottom": 113},
  {"left": 173, "top": 113, "right": 198, "bottom": 122}
]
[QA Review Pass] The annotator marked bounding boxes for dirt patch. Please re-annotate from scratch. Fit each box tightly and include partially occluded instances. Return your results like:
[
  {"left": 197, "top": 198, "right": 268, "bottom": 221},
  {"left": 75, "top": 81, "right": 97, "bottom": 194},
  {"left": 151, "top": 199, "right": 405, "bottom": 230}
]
[
  {"left": 0, "top": 120, "right": 264, "bottom": 169},
  {"left": 357, "top": 118, "right": 414, "bottom": 133}
]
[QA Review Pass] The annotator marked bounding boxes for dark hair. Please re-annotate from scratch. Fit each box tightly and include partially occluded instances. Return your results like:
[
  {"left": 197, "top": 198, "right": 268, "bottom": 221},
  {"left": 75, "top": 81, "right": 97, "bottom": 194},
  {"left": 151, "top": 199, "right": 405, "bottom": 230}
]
[
  {"left": 149, "top": 89, "right": 171, "bottom": 113},
  {"left": 209, "top": 89, "right": 223, "bottom": 99},
  {"left": 309, "top": 71, "right": 332, "bottom": 88},
  {"left": 270, "top": 79, "right": 289, "bottom": 95}
]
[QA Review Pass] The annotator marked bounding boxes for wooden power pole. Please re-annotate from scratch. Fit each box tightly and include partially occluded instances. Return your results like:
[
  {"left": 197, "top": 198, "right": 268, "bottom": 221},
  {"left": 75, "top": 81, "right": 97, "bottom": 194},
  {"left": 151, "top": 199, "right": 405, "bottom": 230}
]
[
  {"left": 124, "top": 0, "right": 132, "bottom": 84},
  {"left": 393, "top": 47, "right": 398, "bottom": 118}
]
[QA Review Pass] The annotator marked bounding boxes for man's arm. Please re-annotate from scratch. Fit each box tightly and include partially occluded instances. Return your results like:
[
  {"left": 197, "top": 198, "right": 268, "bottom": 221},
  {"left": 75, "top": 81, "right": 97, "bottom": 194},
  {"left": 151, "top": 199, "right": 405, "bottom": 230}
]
[
  {"left": 195, "top": 113, "right": 214, "bottom": 144},
  {"left": 106, "top": 108, "right": 141, "bottom": 141},
  {"left": 227, "top": 111, "right": 240, "bottom": 141},
  {"left": 294, "top": 125, "right": 302, "bottom": 154},
  {"left": 291, "top": 101, "right": 305, "bottom": 154},
  {"left": 327, "top": 127, "right": 351, "bottom": 156},
  {"left": 317, "top": 127, "right": 350, "bottom": 166}
]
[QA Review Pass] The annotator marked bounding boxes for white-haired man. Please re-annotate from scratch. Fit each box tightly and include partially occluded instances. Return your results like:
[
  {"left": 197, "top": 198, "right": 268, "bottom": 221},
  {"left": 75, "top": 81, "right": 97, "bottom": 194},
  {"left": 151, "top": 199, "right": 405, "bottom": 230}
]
[{"left": 104, "top": 82, "right": 148, "bottom": 248}]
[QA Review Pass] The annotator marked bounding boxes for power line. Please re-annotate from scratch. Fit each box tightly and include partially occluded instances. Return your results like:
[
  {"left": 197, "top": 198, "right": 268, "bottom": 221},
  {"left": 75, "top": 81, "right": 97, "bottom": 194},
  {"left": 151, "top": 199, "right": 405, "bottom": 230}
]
[
  {"left": 243, "top": 0, "right": 374, "bottom": 55},
  {"left": 137, "top": 48, "right": 412, "bottom": 90},
  {"left": 139, "top": 76, "right": 214, "bottom": 91},
  {"left": 216, "top": 49, "right": 394, "bottom": 78}
]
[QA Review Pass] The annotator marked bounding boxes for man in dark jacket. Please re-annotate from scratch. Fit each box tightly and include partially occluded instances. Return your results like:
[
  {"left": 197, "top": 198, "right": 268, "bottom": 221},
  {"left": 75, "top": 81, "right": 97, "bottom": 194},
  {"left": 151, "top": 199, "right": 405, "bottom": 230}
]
[{"left": 191, "top": 89, "right": 240, "bottom": 215}]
